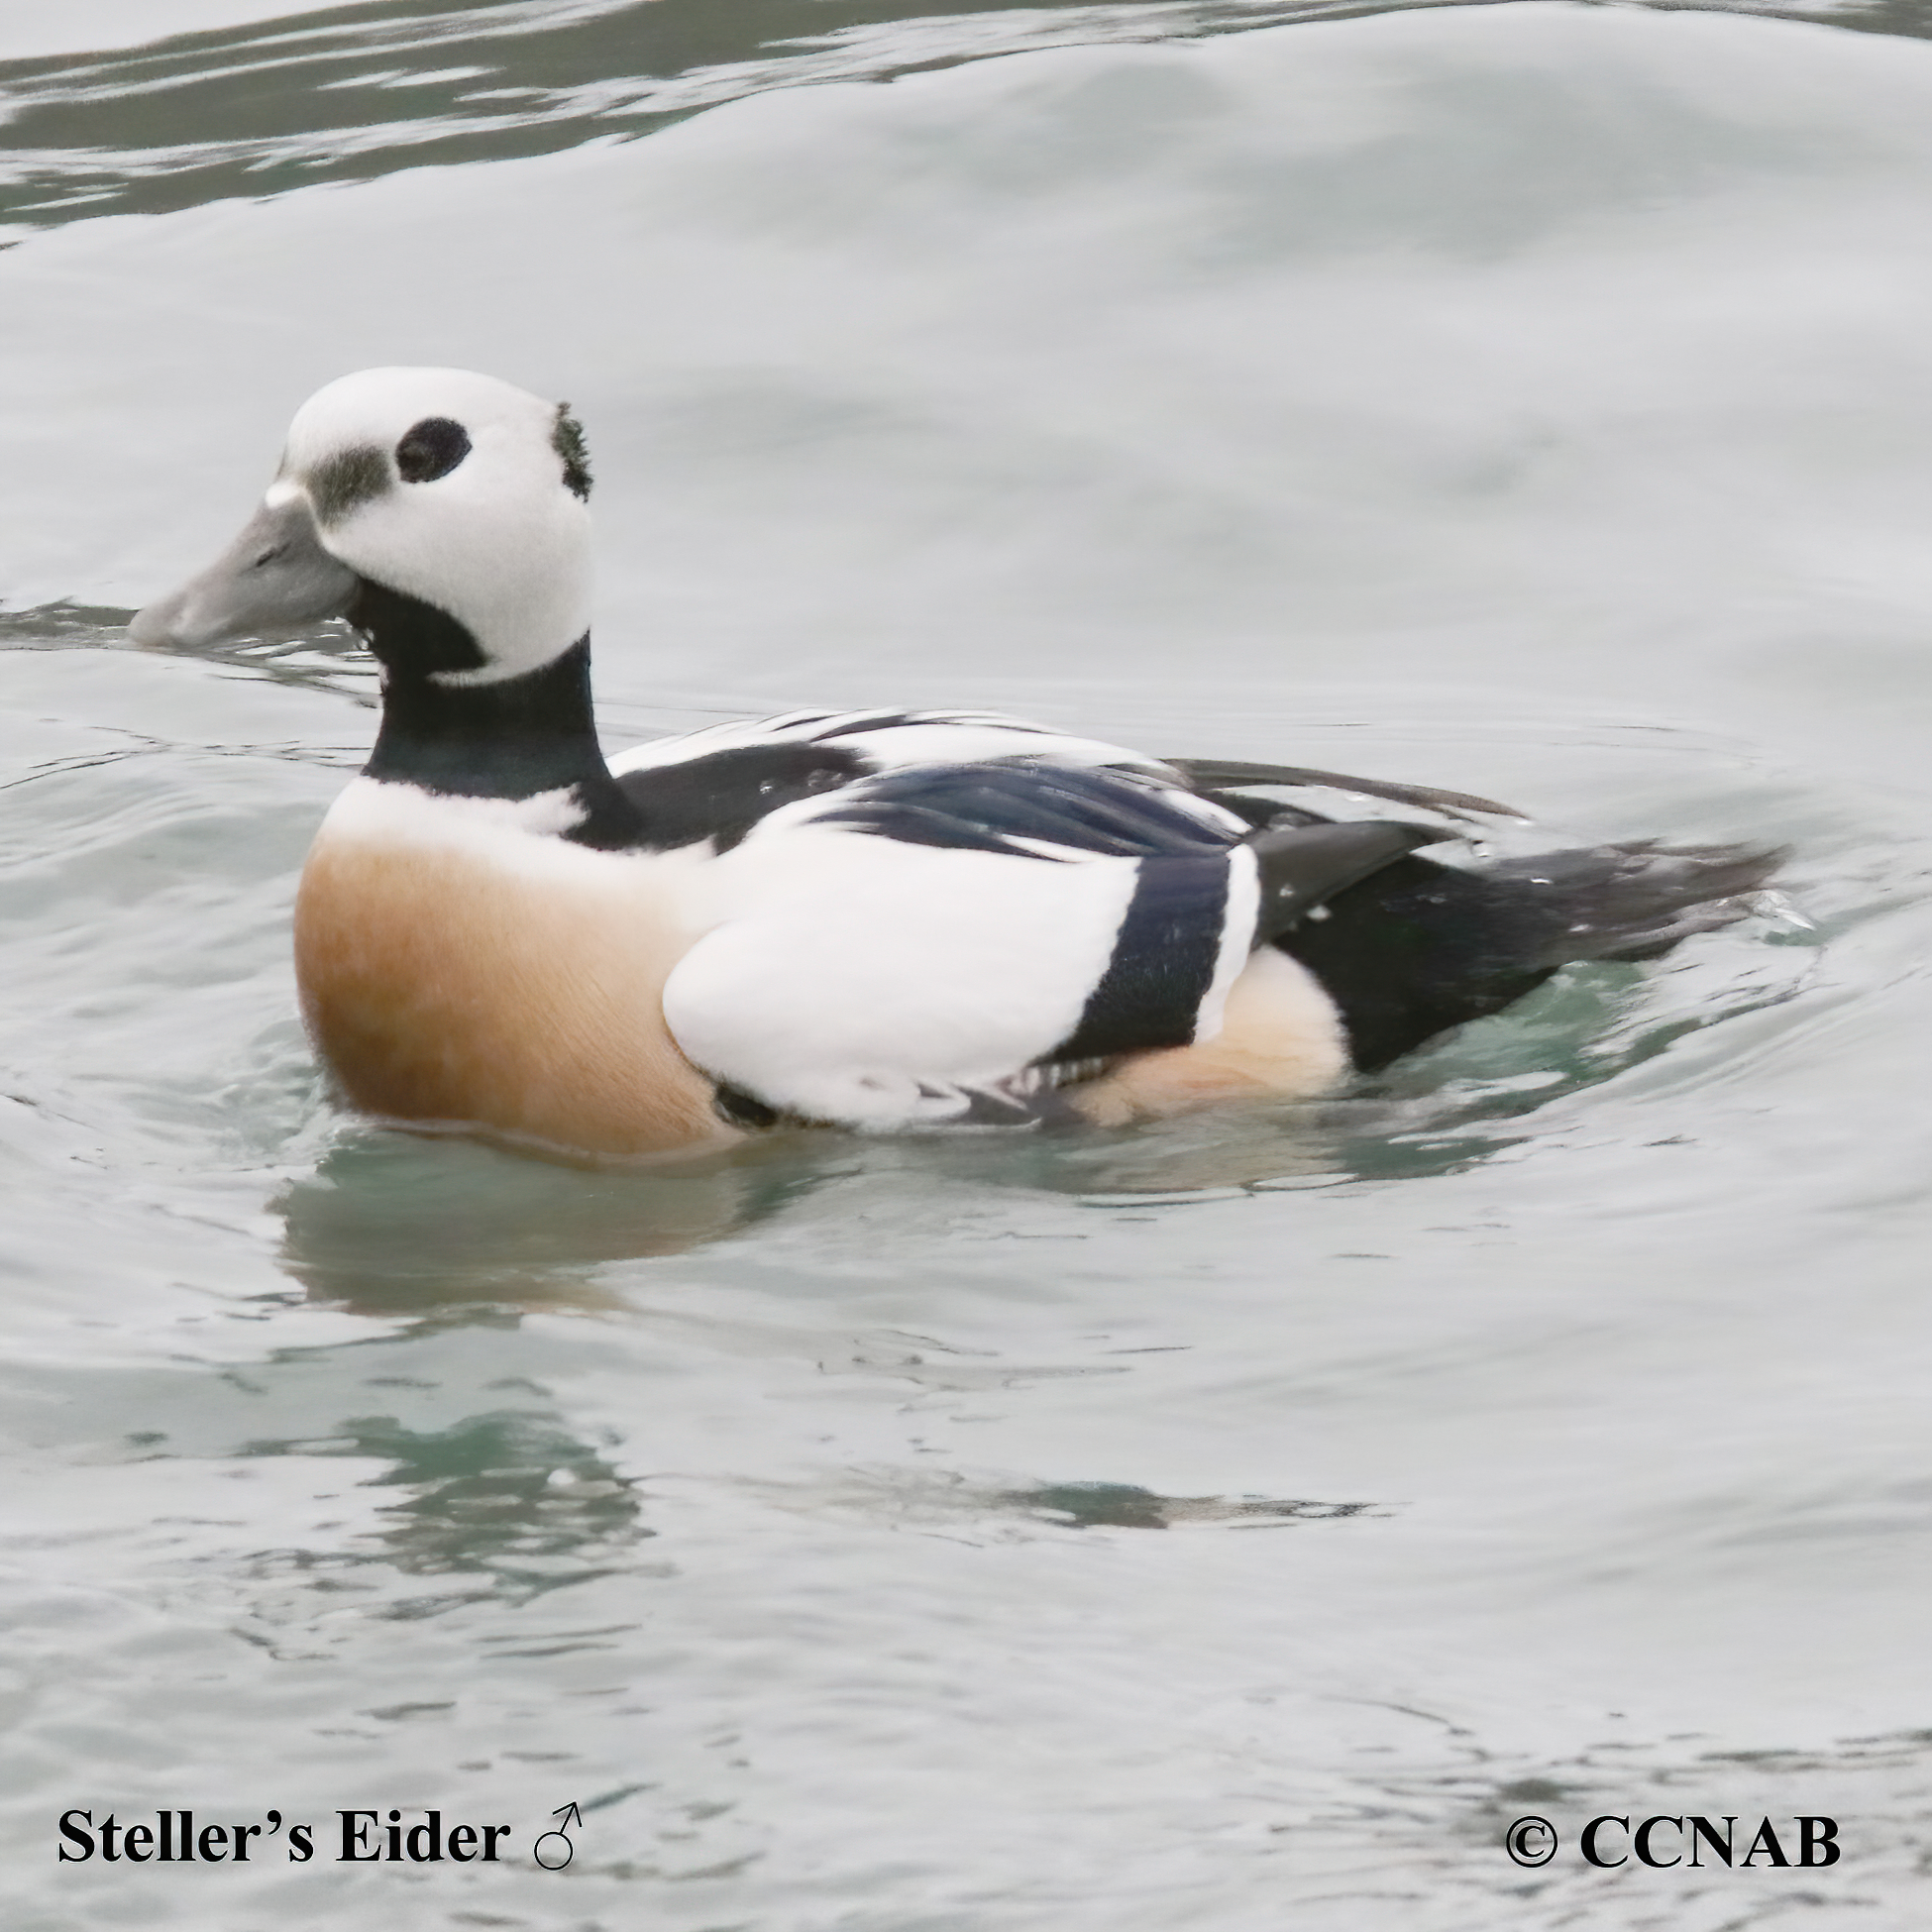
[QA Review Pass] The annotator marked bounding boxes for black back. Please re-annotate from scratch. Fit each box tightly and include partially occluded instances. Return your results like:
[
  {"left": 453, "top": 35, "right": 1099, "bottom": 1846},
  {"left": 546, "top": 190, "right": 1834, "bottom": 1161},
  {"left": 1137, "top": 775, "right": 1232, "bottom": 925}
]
[
  {"left": 614, "top": 743, "right": 868, "bottom": 852},
  {"left": 1277, "top": 840, "right": 1783, "bottom": 1071}
]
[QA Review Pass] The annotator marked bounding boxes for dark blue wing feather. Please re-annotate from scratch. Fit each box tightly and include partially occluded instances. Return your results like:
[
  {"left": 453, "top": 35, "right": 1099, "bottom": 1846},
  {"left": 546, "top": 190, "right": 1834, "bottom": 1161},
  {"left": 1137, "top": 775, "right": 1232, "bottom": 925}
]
[{"left": 808, "top": 759, "right": 1238, "bottom": 860}]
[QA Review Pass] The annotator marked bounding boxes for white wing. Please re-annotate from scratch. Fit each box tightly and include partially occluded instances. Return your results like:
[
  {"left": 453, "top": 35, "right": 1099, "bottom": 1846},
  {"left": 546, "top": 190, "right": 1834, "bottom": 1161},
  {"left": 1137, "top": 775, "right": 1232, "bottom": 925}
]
[
  {"left": 664, "top": 824, "right": 1147, "bottom": 1127},
  {"left": 660, "top": 761, "right": 1260, "bottom": 1129}
]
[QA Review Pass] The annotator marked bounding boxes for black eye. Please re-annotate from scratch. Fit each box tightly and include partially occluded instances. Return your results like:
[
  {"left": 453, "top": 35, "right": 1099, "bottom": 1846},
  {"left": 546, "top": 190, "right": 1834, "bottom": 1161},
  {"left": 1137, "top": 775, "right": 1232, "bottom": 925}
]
[{"left": 394, "top": 416, "right": 471, "bottom": 483}]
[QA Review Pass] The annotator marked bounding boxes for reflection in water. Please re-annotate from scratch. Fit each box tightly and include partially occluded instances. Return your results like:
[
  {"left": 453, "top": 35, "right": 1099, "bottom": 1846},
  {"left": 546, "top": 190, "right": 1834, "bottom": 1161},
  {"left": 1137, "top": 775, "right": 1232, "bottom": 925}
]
[
  {"left": 719, "top": 1463, "right": 1383, "bottom": 1533},
  {"left": 246, "top": 1408, "right": 654, "bottom": 1607},
  {"left": 225, "top": 1402, "right": 1373, "bottom": 1626},
  {"left": 1012, "top": 1480, "right": 1375, "bottom": 1529},
  {"left": 275, "top": 1129, "right": 819, "bottom": 1308}
]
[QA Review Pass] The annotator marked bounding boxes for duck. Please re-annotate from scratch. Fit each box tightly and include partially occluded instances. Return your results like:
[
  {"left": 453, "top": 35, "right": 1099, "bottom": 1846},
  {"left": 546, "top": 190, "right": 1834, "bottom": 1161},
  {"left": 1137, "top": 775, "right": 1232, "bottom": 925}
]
[{"left": 129, "top": 367, "right": 1781, "bottom": 1161}]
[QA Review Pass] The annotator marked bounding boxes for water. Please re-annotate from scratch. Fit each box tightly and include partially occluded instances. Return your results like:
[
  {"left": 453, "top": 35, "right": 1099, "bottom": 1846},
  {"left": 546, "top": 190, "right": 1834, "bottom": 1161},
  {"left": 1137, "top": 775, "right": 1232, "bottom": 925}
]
[{"left": 4, "top": 1, "right": 1932, "bottom": 1925}]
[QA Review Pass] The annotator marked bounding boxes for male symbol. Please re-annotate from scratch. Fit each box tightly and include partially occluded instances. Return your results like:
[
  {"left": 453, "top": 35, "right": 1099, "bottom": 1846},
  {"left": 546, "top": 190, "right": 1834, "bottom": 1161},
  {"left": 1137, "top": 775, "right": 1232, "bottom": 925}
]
[{"left": 535, "top": 1802, "right": 581, "bottom": 1871}]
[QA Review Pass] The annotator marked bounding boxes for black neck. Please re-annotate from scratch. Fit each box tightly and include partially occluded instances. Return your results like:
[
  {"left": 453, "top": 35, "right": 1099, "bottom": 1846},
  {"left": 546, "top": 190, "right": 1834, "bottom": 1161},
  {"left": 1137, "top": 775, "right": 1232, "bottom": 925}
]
[{"left": 363, "top": 633, "right": 645, "bottom": 852}]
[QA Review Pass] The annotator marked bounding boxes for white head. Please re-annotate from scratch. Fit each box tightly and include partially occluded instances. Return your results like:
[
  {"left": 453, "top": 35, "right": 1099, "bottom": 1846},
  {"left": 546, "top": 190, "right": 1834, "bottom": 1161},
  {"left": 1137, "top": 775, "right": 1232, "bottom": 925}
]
[{"left": 132, "top": 367, "right": 595, "bottom": 686}]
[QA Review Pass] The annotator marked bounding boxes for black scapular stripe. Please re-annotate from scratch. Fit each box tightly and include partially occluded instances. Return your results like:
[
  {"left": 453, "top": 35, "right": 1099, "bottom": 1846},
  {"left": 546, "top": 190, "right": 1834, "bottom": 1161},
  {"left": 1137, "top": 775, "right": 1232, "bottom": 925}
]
[
  {"left": 1046, "top": 817, "right": 1447, "bottom": 1065},
  {"left": 1051, "top": 854, "right": 1231, "bottom": 1062}
]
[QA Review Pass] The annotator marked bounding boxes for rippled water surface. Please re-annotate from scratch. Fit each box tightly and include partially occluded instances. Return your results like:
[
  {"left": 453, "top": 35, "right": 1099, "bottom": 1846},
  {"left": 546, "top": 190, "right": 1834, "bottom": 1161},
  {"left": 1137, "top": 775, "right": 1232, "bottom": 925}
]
[{"left": 5, "top": 1, "right": 1932, "bottom": 1925}]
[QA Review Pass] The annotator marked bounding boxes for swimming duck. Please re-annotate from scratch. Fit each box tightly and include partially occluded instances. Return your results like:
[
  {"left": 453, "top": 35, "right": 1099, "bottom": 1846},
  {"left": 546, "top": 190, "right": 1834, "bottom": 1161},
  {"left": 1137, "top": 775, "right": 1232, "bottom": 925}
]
[{"left": 130, "top": 368, "right": 1779, "bottom": 1159}]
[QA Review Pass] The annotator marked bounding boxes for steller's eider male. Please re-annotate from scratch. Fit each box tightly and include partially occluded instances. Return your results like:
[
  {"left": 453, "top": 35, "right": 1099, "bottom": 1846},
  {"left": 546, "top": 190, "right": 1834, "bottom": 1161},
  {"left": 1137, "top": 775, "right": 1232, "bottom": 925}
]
[{"left": 130, "top": 368, "right": 1783, "bottom": 1159}]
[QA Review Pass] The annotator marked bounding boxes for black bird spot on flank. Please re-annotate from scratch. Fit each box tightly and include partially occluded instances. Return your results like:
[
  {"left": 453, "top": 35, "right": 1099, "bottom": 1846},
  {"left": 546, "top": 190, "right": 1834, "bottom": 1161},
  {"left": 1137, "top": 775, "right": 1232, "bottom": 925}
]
[
  {"left": 395, "top": 416, "right": 472, "bottom": 484},
  {"left": 309, "top": 445, "right": 390, "bottom": 526},
  {"left": 714, "top": 1083, "right": 781, "bottom": 1128},
  {"left": 553, "top": 405, "right": 592, "bottom": 500}
]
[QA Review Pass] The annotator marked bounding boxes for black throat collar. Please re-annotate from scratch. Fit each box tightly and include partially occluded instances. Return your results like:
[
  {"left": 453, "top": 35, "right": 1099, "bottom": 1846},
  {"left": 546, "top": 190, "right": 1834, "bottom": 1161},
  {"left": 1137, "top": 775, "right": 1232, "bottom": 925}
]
[{"left": 354, "top": 580, "right": 643, "bottom": 852}]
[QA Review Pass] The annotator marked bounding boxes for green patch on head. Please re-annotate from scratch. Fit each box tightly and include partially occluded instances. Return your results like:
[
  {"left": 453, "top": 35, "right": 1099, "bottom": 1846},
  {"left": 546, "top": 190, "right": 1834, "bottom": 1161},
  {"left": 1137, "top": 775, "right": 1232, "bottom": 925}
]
[
  {"left": 309, "top": 445, "right": 390, "bottom": 526},
  {"left": 553, "top": 404, "right": 592, "bottom": 500}
]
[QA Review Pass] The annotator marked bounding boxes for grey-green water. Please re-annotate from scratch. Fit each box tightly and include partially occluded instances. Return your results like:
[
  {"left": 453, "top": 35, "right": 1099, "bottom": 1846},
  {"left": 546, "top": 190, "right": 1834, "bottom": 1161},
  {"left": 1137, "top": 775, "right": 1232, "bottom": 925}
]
[{"left": 4, "top": 2, "right": 1931, "bottom": 1925}]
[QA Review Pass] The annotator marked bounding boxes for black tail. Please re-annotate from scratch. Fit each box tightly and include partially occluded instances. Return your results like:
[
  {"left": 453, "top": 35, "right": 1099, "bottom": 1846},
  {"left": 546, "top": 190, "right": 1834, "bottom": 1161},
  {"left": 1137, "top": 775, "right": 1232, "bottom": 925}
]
[{"left": 1274, "top": 839, "right": 1785, "bottom": 1072}]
